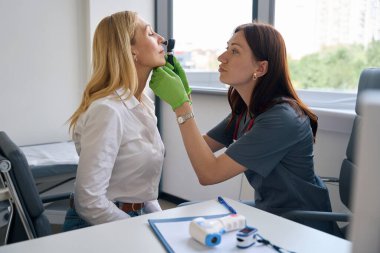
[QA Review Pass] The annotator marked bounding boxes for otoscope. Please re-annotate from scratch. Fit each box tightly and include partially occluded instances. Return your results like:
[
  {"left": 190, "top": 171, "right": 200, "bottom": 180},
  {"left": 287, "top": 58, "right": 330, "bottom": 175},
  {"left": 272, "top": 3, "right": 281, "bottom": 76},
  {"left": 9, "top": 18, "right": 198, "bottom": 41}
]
[{"left": 163, "top": 39, "right": 175, "bottom": 66}]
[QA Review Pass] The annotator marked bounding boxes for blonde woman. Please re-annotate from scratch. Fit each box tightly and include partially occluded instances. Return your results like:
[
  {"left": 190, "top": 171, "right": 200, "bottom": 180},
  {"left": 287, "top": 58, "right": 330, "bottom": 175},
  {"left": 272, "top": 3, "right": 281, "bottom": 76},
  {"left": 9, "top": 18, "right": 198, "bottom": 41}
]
[{"left": 63, "top": 11, "right": 166, "bottom": 231}]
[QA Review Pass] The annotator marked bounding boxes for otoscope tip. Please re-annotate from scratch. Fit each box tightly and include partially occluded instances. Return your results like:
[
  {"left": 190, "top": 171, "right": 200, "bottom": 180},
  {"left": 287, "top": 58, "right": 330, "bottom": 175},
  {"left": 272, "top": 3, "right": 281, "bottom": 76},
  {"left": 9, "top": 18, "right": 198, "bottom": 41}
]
[{"left": 162, "top": 40, "right": 168, "bottom": 45}]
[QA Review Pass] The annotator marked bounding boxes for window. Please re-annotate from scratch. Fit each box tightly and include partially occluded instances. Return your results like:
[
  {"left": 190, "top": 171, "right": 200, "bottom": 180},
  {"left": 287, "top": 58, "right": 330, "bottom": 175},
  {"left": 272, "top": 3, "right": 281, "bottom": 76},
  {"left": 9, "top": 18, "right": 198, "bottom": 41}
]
[
  {"left": 167, "top": 0, "right": 379, "bottom": 110},
  {"left": 275, "top": 0, "right": 380, "bottom": 91},
  {"left": 173, "top": 0, "right": 252, "bottom": 89}
]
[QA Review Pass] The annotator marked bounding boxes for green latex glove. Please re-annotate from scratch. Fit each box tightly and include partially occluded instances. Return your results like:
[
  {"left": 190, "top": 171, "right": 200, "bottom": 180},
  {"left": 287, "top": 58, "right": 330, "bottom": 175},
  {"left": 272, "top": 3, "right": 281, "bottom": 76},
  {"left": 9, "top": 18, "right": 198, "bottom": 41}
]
[
  {"left": 149, "top": 66, "right": 190, "bottom": 110},
  {"left": 165, "top": 55, "right": 192, "bottom": 95}
]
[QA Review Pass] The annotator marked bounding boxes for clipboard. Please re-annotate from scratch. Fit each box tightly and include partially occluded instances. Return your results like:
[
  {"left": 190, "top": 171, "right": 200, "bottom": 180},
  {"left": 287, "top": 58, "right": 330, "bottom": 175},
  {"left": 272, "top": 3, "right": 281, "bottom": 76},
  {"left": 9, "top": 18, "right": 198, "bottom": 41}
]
[
  {"left": 148, "top": 213, "right": 275, "bottom": 253},
  {"left": 148, "top": 213, "right": 229, "bottom": 253}
]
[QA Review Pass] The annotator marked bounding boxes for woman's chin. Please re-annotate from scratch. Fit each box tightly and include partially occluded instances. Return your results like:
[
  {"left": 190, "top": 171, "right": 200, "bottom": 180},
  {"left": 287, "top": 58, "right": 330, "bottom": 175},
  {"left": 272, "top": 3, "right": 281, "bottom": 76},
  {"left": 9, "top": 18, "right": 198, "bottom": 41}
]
[
  {"left": 219, "top": 77, "right": 231, "bottom": 87},
  {"left": 219, "top": 76, "right": 227, "bottom": 83},
  {"left": 155, "top": 59, "right": 166, "bottom": 67}
]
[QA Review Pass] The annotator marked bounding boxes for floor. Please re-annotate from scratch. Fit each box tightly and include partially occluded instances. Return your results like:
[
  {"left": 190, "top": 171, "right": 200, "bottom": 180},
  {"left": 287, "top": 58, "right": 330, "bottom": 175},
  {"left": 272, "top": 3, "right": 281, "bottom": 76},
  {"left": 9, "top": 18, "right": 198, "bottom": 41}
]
[{"left": 158, "top": 198, "right": 178, "bottom": 210}]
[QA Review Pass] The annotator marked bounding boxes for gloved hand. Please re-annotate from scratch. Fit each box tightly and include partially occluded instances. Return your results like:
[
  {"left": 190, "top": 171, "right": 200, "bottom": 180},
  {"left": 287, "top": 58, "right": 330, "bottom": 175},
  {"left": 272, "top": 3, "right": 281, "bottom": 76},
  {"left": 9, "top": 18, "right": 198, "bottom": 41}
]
[
  {"left": 149, "top": 66, "right": 190, "bottom": 110},
  {"left": 165, "top": 55, "right": 192, "bottom": 96}
]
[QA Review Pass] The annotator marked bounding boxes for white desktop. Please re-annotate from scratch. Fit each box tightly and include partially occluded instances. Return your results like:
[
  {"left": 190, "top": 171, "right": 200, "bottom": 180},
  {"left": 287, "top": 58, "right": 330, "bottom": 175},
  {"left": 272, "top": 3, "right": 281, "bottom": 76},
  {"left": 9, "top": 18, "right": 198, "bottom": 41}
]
[
  {"left": 349, "top": 91, "right": 380, "bottom": 252},
  {"left": 0, "top": 198, "right": 351, "bottom": 253}
]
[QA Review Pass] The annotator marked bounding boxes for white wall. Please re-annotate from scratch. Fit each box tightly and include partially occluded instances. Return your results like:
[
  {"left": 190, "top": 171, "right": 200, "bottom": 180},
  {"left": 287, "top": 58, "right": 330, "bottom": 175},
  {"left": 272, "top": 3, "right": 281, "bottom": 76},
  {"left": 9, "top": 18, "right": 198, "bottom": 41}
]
[
  {"left": 160, "top": 94, "right": 246, "bottom": 201},
  {"left": 0, "top": 0, "right": 89, "bottom": 145},
  {"left": 89, "top": 0, "right": 154, "bottom": 36},
  {"left": 0, "top": 0, "right": 154, "bottom": 146},
  {"left": 313, "top": 109, "right": 354, "bottom": 213}
]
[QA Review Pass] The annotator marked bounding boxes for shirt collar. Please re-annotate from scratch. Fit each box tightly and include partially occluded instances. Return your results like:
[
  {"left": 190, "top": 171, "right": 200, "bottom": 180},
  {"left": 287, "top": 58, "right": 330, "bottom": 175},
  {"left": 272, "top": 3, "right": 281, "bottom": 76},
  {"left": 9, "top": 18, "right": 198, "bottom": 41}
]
[{"left": 114, "top": 88, "right": 153, "bottom": 110}]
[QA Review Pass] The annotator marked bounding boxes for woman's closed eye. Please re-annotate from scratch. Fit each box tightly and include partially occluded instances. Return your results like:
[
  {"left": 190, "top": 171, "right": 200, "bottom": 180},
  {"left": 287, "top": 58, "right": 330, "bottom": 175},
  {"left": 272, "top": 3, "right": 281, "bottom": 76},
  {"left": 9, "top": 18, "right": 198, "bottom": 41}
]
[
  {"left": 231, "top": 48, "right": 239, "bottom": 54},
  {"left": 146, "top": 26, "right": 155, "bottom": 36},
  {"left": 226, "top": 47, "right": 239, "bottom": 55}
]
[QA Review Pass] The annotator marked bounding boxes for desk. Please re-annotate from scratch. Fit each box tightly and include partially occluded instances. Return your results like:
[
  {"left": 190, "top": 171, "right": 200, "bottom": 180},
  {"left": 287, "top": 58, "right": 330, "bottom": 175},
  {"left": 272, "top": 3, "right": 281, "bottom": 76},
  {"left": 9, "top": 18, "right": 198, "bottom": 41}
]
[{"left": 0, "top": 198, "right": 351, "bottom": 253}]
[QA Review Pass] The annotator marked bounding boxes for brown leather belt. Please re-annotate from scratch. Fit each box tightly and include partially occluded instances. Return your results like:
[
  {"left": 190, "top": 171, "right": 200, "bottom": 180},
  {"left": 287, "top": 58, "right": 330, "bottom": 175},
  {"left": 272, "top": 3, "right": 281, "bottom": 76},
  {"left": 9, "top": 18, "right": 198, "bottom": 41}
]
[
  {"left": 119, "top": 202, "right": 144, "bottom": 212},
  {"left": 69, "top": 194, "right": 144, "bottom": 212}
]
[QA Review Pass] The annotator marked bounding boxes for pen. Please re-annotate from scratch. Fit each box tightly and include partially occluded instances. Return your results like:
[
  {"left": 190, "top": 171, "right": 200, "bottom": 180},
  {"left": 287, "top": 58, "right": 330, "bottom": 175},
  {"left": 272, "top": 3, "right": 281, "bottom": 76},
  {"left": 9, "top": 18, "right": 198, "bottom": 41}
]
[{"left": 217, "top": 196, "right": 237, "bottom": 214}]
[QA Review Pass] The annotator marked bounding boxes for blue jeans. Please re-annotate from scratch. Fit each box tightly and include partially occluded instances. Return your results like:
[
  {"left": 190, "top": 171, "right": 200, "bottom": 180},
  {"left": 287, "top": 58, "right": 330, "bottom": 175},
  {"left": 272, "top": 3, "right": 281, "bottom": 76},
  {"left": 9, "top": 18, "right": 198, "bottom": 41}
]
[{"left": 62, "top": 207, "right": 142, "bottom": 232}]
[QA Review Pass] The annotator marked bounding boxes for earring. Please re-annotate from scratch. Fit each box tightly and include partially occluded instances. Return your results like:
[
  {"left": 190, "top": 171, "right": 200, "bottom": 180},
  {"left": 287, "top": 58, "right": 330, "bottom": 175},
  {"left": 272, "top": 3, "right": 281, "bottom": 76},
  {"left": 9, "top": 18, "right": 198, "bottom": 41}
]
[
  {"left": 253, "top": 73, "right": 257, "bottom": 80},
  {"left": 133, "top": 55, "right": 137, "bottom": 62}
]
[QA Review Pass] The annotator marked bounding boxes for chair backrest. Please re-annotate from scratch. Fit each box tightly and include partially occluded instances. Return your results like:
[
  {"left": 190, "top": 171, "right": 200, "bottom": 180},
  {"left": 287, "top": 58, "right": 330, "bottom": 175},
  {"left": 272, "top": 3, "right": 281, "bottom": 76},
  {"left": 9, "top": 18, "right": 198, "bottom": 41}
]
[
  {"left": 0, "top": 131, "right": 51, "bottom": 244},
  {"left": 340, "top": 68, "right": 380, "bottom": 209}
]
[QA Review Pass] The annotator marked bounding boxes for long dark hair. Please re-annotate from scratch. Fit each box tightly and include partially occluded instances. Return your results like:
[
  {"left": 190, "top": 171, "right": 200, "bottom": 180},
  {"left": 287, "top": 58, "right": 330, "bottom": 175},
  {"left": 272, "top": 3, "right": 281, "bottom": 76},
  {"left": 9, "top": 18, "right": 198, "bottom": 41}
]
[{"left": 227, "top": 22, "right": 318, "bottom": 140}]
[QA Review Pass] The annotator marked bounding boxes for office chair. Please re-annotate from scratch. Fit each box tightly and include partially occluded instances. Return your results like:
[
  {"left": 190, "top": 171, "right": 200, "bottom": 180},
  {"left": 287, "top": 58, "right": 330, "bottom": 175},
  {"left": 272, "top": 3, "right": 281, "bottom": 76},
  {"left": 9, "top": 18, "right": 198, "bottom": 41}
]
[
  {"left": 282, "top": 67, "right": 380, "bottom": 238},
  {"left": 0, "top": 131, "right": 70, "bottom": 245}
]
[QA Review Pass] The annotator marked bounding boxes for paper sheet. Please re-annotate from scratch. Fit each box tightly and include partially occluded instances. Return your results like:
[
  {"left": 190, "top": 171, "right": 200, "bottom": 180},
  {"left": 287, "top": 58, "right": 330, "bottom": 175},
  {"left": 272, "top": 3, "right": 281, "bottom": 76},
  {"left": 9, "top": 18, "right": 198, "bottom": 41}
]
[{"left": 150, "top": 216, "right": 275, "bottom": 252}]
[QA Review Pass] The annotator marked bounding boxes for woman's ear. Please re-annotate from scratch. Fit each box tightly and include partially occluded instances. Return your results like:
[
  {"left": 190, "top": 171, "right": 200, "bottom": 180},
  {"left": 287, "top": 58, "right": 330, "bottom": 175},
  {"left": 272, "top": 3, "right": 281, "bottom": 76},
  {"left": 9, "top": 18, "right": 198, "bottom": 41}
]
[
  {"left": 131, "top": 44, "right": 138, "bottom": 57},
  {"left": 257, "top": 60, "right": 268, "bottom": 77},
  {"left": 131, "top": 50, "right": 138, "bottom": 62}
]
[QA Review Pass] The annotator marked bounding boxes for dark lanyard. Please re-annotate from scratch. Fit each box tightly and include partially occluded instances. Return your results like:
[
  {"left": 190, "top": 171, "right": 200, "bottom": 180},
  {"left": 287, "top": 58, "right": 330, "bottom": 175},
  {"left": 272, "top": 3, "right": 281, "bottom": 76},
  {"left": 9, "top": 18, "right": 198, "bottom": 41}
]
[{"left": 233, "top": 111, "right": 254, "bottom": 141}]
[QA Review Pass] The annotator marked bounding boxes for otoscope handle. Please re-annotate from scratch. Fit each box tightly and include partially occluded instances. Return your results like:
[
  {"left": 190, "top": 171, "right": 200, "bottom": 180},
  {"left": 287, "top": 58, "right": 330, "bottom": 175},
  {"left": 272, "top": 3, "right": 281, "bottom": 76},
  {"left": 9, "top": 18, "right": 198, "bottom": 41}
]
[
  {"left": 166, "top": 39, "right": 175, "bottom": 66},
  {"left": 167, "top": 54, "right": 174, "bottom": 66}
]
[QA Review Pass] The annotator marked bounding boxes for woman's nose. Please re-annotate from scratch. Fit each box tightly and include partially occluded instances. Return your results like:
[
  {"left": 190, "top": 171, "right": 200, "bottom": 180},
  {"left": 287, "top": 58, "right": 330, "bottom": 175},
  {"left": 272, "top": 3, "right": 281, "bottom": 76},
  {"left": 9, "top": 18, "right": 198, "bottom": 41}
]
[
  {"left": 158, "top": 35, "right": 165, "bottom": 44},
  {"left": 218, "top": 52, "right": 227, "bottom": 63}
]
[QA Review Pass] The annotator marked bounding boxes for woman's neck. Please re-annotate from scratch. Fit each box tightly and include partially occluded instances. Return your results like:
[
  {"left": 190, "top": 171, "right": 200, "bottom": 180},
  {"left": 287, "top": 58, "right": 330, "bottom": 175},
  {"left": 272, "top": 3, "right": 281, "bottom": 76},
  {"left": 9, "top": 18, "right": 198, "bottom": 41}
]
[
  {"left": 135, "top": 67, "right": 151, "bottom": 101},
  {"left": 235, "top": 82, "right": 255, "bottom": 107}
]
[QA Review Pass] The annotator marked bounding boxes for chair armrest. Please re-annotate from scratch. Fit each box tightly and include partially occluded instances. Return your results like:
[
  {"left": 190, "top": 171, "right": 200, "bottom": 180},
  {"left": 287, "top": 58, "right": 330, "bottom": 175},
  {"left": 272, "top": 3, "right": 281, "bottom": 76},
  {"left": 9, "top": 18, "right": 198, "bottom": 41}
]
[
  {"left": 321, "top": 176, "right": 339, "bottom": 183},
  {"left": 41, "top": 192, "right": 71, "bottom": 204},
  {"left": 282, "top": 210, "right": 350, "bottom": 222}
]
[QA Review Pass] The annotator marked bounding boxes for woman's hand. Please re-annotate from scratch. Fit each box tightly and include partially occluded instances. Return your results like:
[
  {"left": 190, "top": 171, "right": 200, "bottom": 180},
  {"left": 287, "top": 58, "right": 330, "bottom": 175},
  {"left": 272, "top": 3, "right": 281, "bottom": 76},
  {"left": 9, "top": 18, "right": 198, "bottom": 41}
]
[
  {"left": 166, "top": 56, "right": 192, "bottom": 96},
  {"left": 149, "top": 66, "right": 190, "bottom": 110}
]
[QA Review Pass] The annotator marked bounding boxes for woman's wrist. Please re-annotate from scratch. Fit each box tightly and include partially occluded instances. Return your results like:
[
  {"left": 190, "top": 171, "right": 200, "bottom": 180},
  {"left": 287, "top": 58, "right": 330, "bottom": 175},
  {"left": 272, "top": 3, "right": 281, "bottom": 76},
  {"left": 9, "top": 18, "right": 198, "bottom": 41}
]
[{"left": 174, "top": 101, "right": 192, "bottom": 116}]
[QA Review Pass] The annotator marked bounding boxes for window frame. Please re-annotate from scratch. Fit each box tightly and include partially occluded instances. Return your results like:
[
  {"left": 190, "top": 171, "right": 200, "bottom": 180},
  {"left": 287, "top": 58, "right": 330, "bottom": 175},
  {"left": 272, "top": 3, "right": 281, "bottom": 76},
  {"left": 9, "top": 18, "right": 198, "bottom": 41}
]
[{"left": 156, "top": 0, "right": 357, "bottom": 112}]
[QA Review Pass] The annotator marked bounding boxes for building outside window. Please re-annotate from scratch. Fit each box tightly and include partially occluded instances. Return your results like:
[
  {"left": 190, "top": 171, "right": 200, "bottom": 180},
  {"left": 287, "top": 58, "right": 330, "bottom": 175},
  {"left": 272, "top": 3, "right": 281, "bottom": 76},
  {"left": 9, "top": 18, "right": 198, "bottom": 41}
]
[
  {"left": 173, "top": 0, "right": 380, "bottom": 94},
  {"left": 275, "top": 0, "right": 380, "bottom": 91},
  {"left": 173, "top": 0, "right": 252, "bottom": 89}
]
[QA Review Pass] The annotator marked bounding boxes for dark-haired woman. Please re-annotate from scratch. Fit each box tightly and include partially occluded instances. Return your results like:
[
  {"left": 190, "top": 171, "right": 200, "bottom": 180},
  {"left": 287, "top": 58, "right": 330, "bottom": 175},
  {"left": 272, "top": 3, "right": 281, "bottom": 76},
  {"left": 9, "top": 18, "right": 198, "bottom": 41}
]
[{"left": 149, "top": 22, "right": 334, "bottom": 234}]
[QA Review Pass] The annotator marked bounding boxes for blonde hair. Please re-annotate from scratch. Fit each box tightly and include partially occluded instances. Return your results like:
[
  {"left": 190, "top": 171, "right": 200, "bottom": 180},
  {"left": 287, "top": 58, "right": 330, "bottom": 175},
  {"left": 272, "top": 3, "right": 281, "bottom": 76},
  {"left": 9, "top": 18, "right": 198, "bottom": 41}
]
[{"left": 68, "top": 11, "right": 138, "bottom": 133}]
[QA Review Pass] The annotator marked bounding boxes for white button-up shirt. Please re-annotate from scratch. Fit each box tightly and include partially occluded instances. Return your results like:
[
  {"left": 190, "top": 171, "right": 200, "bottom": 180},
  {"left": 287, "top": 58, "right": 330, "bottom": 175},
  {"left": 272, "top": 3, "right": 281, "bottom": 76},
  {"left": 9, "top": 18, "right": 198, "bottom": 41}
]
[{"left": 73, "top": 89, "right": 165, "bottom": 225}]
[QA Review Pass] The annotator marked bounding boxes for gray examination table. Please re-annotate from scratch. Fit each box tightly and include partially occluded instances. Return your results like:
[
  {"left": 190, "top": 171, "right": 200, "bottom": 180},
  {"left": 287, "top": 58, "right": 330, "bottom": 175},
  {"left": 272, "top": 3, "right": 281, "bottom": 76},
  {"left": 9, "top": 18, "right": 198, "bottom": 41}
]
[
  {"left": 20, "top": 141, "right": 78, "bottom": 193},
  {"left": 0, "top": 141, "right": 78, "bottom": 231}
]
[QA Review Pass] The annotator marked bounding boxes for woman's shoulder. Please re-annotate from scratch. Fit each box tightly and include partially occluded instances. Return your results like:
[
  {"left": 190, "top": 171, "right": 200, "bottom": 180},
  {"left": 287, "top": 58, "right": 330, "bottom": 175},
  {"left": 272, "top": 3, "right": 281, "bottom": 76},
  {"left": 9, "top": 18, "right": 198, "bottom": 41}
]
[
  {"left": 257, "top": 102, "right": 308, "bottom": 126},
  {"left": 74, "top": 97, "right": 123, "bottom": 132},
  {"left": 85, "top": 96, "right": 125, "bottom": 118},
  {"left": 259, "top": 102, "right": 295, "bottom": 116},
  {"left": 89, "top": 96, "right": 116, "bottom": 108}
]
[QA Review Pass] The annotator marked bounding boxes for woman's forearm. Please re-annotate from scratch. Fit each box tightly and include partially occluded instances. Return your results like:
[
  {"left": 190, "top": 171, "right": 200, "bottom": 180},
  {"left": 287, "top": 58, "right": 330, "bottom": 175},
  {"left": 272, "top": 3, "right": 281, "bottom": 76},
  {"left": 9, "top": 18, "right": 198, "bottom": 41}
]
[{"left": 174, "top": 102, "right": 218, "bottom": 184}]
